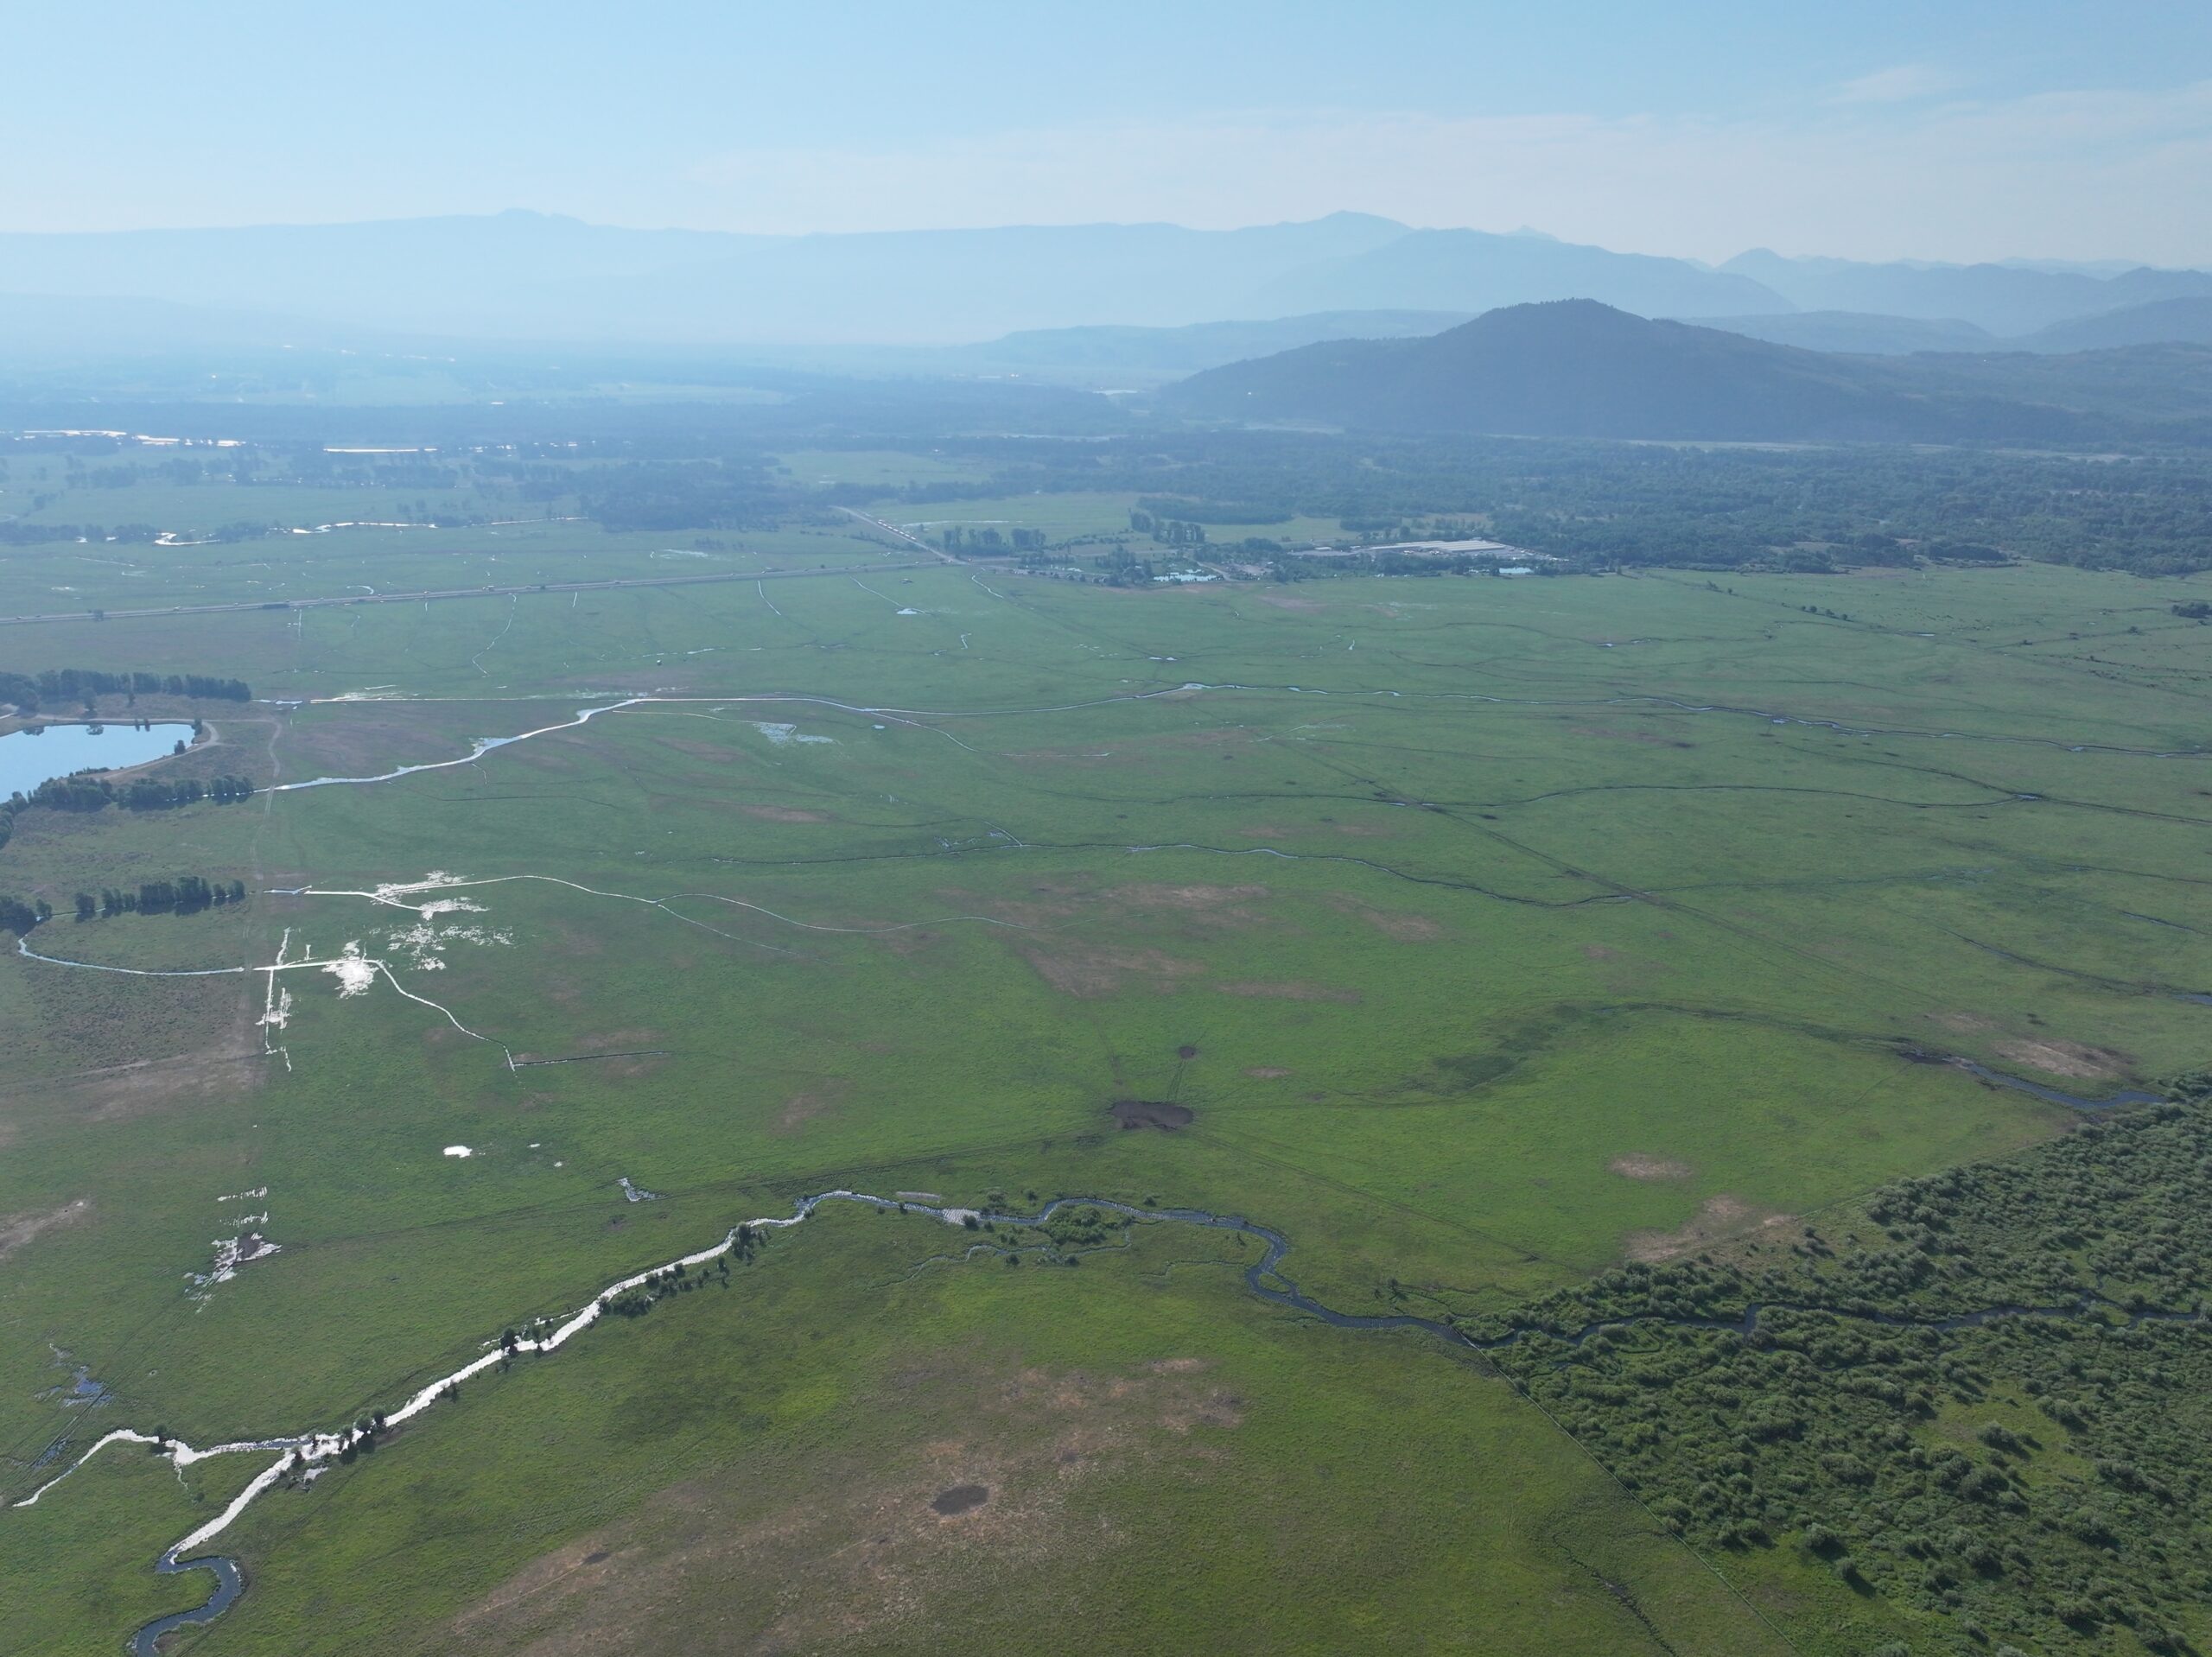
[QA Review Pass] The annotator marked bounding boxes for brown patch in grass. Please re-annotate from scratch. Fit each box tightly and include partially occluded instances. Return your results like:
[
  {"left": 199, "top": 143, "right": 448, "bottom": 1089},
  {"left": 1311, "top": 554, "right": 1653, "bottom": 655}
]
[
  {"left": 778, "top": 1080, "right": 851, "bottom": 1132},
  {"left": 1325, "top": 894, "right": 1442, "bottom": 940},
  {"left": 1993, "top": 1038, "right": 2130, "bottom": 1081},
  {"left": 1103, "top": 882, "right": 1269, "bottom": 914},
  {"left": 510, "top": 1029, "right": 667, "bottom": 1076},
  {"left": 737, "top": 803, "right": 830, "bottom": 823},
  {"left": 1244, "top": 1066, "right": 1294, "bottom": 1079},
  {"left": 447, "top": 1358, "right": 1240, "bottom": 1656},
  {"left": 653, "top": 737, "right": 745, "bottom": 760},
  {"left": 283, "top": 702, "right": 556, "bottom": 778},
  {"left": 1257, "top": 594, "right": 1326, "bottom": 612},
  {"left": 1609, "top": 1155, "right": 1694, "bottom": 1182},
  {"left": 1565, "top": 725, "right": 1694, "bottom": 749},
  {"left": 1018, "top": 944, "right": 1203, "bottom": 999},
  {"left": 0, "top": 1045, "right": 264, "bottom": 1130},
  {"left": 1109, "top": 1098, "right": 1194, "bottom": 1131},
  {"left": 0, "top": 1197, "right": 92, "bottom": 1261},
  {"left": 1928, "top": 1011, "right": 1996, "bottom": 1033},
  {"left": 1624, "top": 1195, "right": 1791, "bottom": 1263},
  {"left": 1214, "top": 981, "right": 1359, "bottom": 1004}
]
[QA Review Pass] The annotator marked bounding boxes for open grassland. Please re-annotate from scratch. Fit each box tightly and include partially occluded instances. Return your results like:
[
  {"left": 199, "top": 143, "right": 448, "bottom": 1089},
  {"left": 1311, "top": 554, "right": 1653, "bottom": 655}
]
[{"left": 2, "top": 558, "right": 2208, "bottom": 1653}]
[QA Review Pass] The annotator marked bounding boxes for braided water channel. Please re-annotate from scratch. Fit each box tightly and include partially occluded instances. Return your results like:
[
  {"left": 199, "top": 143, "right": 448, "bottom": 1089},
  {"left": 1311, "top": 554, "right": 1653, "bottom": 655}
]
[{"left": 55, "top": 1144, "right": 2190, "bottom": 1654}]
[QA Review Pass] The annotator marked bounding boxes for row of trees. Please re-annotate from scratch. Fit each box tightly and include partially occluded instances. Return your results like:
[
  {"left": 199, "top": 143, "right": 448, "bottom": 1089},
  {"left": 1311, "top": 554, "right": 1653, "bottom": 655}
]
[
  {"left": 76, "top": 877, "right": 247, "bottom": 918},
  {"left": 0, "top": 669, "right": 251, "bottom": 713},
  {"left": 937, "top": 525, "right": 1046, "bottom": 551},
  {"left": 0, "top": 773, "right": 254, "bottom": 854},
  {"left": 1128, "top": 511, "right": 1210, "bottom": 545}
]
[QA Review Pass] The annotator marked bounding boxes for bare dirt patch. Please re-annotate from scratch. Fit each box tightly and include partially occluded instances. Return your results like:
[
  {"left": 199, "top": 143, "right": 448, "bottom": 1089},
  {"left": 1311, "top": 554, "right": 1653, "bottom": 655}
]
[
  {"left": 1110, "top": 1099, "right": 1194, "bottom": 1131},
  {"left": 0, "top": 1197, "right": 92, "bottom": 1261},
  {"left": 1624, "top": 1195, "right": 1791, "bottom": 1263},
  {"left": 1993, "top": 1038, "right": 2131, "bottom": 1081},
  {"left": 1214, "top": 981, "right": 1360, "bottom": 1004},
  {"left": 1244, "top": 1066, "right": 1294, "bottom": 1079},
  {"left": 1609, "top": 1155, "right": 1694, "bottom": 1182},
  {"left": 737, "top": 803, "right": 830, "bottom": 823}
]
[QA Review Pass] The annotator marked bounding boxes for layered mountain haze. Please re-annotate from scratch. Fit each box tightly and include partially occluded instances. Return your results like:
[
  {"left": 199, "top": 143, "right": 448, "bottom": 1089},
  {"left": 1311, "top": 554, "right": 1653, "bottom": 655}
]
[
  {"left": 1248, "top": 228, "right": 1789, "bottom": 321},
  {"left": 1720, "top": 249, "right": 2212, "bottom": 336},
  {"left": 2017, "top": 296, "right": 2212, "bottom": 352},
  {"left": 1682, "top": 312, "right": 2000, "bottom": 357},
  {"left": 2, "top": 210, "right": 2209, "bottom": 355},
  {"left": 1162, "top": 299, "right": 2212, "bottom": 443}
]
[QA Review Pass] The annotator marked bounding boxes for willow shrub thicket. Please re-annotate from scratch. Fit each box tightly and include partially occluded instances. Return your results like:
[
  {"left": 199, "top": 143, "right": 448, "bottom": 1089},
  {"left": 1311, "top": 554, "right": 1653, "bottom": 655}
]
[{"left": 1478, "top": 1082, "right": 2212, "bottom": 1654}]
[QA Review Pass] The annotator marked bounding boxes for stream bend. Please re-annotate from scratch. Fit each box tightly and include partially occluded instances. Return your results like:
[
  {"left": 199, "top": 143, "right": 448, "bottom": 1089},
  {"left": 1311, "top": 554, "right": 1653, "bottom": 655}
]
[{"left": 115, "top": 1178, "right": 2200, "bottom": 1650}]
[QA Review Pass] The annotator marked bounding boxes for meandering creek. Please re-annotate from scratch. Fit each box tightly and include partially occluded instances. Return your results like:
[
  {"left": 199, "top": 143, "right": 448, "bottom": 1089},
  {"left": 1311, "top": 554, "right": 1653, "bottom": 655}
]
[
  {"left": 4, "top": 685, "right": 2194, "bottom": 1644},
  {"left": 15, "top": 1171, "right": 2181, "bottom": 1652}
]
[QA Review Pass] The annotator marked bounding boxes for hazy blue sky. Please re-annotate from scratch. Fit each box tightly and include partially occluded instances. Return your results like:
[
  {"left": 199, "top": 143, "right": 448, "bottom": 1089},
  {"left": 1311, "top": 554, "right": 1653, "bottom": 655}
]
[{"left": 9, "top": 2, "right": 2209, "bottom": 262}]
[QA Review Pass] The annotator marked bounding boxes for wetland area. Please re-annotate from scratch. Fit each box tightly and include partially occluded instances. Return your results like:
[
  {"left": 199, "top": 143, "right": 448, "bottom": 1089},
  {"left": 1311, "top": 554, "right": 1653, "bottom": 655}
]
[{"left": 2, "top": 497, "right": 2209, "bottom": 1657}]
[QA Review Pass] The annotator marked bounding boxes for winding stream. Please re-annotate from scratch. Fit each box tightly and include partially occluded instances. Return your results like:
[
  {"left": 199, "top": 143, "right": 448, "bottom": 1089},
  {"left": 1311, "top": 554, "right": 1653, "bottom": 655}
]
[
  {"left": 8, "top": 680, "right": 2197, "bottom": 1645},
  {"left": 10, "top": 1178, "right": 2184, "bottom": 1653}
]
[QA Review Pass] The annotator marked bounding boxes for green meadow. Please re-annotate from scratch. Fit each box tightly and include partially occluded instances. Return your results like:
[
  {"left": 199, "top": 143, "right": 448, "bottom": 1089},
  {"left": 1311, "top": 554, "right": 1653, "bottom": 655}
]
[{"left": 2, "top": 553, "right": 2206, "bottom": 1653}]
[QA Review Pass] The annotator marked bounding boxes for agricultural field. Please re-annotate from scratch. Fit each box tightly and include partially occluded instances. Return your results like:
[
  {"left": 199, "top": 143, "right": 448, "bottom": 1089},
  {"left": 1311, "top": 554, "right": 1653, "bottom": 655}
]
[{"left": 2, "top": 548, "right": 2208, "bottom": 1655}]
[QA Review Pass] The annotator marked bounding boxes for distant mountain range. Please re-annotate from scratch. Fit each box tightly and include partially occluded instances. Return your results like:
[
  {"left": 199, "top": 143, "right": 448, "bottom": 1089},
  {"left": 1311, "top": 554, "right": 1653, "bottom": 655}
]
[
  {"left": 1161, "top": 300, "right": 2212, "bottom": 444},
  {"left": 1, "top": 210, "right": 2204, "bottom": 350},
  {"left": 1678, "top": 298, "right": 2212, "bottom": 358},
  {"left": 1720, "top": 250, "right": 2212, "bottom": 336}
]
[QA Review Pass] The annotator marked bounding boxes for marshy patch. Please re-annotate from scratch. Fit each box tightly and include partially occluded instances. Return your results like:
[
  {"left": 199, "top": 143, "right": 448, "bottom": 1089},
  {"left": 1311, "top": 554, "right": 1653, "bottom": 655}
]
[
  {"left": 1110, "top": 1099, "right": 1194, "bottom": 1131},
  {"left": 1177, "top": 1044, "right": 1199, "bottom": 1060},
  {"left": 929, "top": 1483, "right": 989, "bottom": 1516}
]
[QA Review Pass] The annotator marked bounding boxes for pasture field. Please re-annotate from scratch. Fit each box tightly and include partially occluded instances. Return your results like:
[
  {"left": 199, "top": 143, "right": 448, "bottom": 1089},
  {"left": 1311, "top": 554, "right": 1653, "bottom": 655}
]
[{"left": 1, "top": 553, "right": 2207, "bottom": 1654}]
